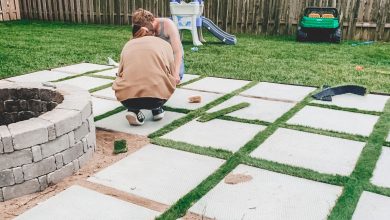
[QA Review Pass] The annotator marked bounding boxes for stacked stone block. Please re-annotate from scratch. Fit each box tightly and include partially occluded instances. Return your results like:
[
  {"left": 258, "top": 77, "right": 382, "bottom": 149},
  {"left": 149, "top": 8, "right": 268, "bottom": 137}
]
[{"left": 0, "top": 82, "right": 96, "bottom": 201}]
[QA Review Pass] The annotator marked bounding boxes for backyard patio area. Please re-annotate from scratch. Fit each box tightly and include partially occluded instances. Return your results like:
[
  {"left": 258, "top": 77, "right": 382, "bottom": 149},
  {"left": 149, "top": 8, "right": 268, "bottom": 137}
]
[{"left": 0, "top": 20, "right": 390, "bottom": 220}]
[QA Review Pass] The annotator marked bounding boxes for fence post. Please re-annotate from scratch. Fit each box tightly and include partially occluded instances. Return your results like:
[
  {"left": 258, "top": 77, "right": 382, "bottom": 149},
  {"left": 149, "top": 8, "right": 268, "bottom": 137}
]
[{"left": 262, "top": 0, "right": 270, "bottom": 34}]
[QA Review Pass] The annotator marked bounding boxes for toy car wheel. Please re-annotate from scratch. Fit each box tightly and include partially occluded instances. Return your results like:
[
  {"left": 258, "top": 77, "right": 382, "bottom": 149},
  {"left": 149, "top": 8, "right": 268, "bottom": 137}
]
[
  {"left": 297, "top": 28, "right": 307, "bottom": 42},
  {"left": 332, "top": 28, "right": 342, "bottom": 43}
]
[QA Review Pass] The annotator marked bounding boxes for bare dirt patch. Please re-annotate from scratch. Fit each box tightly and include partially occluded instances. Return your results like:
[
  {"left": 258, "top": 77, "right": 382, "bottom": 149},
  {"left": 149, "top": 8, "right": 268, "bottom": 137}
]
[
  {"left": 0, "top": 129, "right": 149, "bottom": 219},
  {"left": 224, "top": 173, "right": 253, "bottom": 185}
]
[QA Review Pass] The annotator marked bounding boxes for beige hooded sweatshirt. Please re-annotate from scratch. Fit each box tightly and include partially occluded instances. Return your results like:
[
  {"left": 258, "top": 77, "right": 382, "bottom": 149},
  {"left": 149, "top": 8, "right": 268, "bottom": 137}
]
[{"left": 112, "top": 36, "right": 176, "bottom": 101}]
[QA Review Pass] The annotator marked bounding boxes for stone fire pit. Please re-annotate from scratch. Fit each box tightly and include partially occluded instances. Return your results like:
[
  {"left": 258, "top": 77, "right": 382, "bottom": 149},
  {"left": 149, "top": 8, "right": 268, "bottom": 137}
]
[{"left": 0, "top": 82, "right": 96, "bottom": 201}]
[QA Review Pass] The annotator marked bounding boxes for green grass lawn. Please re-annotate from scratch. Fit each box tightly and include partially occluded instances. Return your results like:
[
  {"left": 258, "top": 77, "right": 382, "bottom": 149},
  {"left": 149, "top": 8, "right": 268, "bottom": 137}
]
[
  {"left": 1, "top": 20, "right": 389, "bottom": 220},
  {"left": 0, "top": 20, "right": 389, "bottom": 94}
]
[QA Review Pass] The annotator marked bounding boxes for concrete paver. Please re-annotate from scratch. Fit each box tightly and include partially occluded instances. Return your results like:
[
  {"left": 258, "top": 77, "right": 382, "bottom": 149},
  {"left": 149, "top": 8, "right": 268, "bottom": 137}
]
[
  {"left": 162, "top": 119, "right": 265, "bottom": 152},
  {"left": 88, "top": 144, "right": 224, "bottom": 205},
  {"left": 57, "top": 76, "right": 112, "bottom": 91},
  {"left": 15, "top": 185, "right": 161, "bottom": 220},
  {"left": 287, "top": 106, "right": 379, "bottom": 136},
  {"left": 91, "top": 97, "right": 122, "bottom": 116},
  {"left": 371, "top": 147, "right": 390, "bottom": 188},
  {"left": 352, "top": 191, "right": 390, "bottom": 220},
  {"left": 240, "top": 82, "right": 316, "bottom": 102},
  {"left": 312, "top": 93, "right": 389, "bottom": 112},
  {"left": 165, "top": 88, "right": 223, "bottom": 110},
  {"left": 52, "top": 63, "right": 112, "bottom": 74},
  {"left": 92, "top": 87, "right": 116, "bottom": 100},
  {"left": 251, "top": 128, "right": 365, "bottom": 176},
  {"left": 6, "top": 71, "right": 73, "bottom": 83},
  {"left": 93, "top": 68, "right": 118, "bottom": 78},
  {"left": 182, "top": 77, "right": 250, "bottom": 94},
  {"left": 180, "top": 74, "right": 200, "bottom": 84},
  {"left": 189, "top": 164, "right": 342, "bottom": 220},
  {"left": 0, "top": 80, "right": 13, "bottom": 85},
  {"left": 207, "top": 96, "right": 295, "bottom": 122},
  {"left": 95, "top": 110, "right": 185, "bottom": 136}
]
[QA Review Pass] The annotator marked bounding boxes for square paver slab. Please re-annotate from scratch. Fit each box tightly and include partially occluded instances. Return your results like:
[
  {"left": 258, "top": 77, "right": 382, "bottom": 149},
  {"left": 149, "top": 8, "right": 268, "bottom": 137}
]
[
  {"left": 165, "top": 88, "right": 223, "bottom": 110},
  {"left": 240, "top": 82, "right": 316, "bottom": 102},
  {"left": 189, "top": 164, "right": 342, "bottom": 220},
  {"left": 287, "top": 106, "right": 379, "bottom": 136},
  {"left": 312, "top": 93, "right": 389, "bottom": 112},
  {"left": 92, "top": 87, "right": 116, "bottom": 100},
  {"left": 180, "top": 74, "right": 200, "bottom": 84},
  {"left": 93, "top": 68, "right": 118, "bottom": 78},
  {"left": 182, "top": 77, "right": 250, "bottom": 94},
  {"left": 371, "top": 147, "right": 390, "bottom": 188},
  {"left": 95, "top": 110, "right": 185, "bottom": 136},
  {"left": 88, "top": 144, "right": 225, "bottom": 205},
  {"left": 15, "top": 185, "right": 161, "bottom": 220},
  {"left": 91, "top": 97, "right": 122, "bottom": 116},
  {"left": 251, "top": 128, "right": 365, "bottom": 176},
  {"left": 352, "top": 191, "right": 390, "bottom": 220},
  {"left": 162, "top": 119, "right": 266, "bottom": 152},
  {"left": 6, "top": 70, "right": 73, "bottom": 83},
  {"left": 52, "top": 63, "right": 112, "bottom": 74},
  {"left": 0, "top": 80, "right": 13, "bottom": 85},
  {"left": 57, "top": 76, "right": 112, "bottom": 91},
  {"left": 207, "top": 96, "right": 295, "bottom": 122}
]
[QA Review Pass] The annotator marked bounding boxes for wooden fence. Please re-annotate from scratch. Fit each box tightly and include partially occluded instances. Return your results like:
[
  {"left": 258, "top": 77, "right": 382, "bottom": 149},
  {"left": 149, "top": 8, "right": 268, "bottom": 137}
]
[
  {"left": 0, "top": 0, "right": 21, "bottom": 21},
  {"left": 17, "top": 0, "right": 390, "bottom": 41}
]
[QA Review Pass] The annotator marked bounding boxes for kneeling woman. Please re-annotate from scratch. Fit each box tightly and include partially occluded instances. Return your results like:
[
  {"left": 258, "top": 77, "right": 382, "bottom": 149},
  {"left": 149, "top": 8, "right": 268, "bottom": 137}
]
[{"left": 112, "top": 24, "right": 177, "bottom": 126}]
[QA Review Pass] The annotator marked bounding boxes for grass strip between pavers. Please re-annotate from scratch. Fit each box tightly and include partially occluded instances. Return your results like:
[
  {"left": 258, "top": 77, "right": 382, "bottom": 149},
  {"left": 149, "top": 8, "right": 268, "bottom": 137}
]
[
  {"left": 151, "top": 138, "right": 233, "bottom": 160},
  {"left": 281, "top": 123, "right": 369, "bottom": 143},
  {"left": 156, "top": 89, "right": 320, "bottom": 219},
  {"left": 197, "top": 102, "right": 250, "bottom": 122},
  {"left": 328, "top": 99, "right": 390, "bottom": 220},
  {"left": 177, "top": 75, "right": 205, "bottom": 88},
  {"left": 218, "top": 115, "right": 271, "bottom": 126},
  {"left": 94, "top": 106, "right": 126, "bottom": 121},
  {"left": 87, "top": 74, "right": 116, "bottom": 80},
  {"left": 162, "top": 106, "right": 192, "bottom": 114},
  {"left": 242, "top": 156, "right": 348, "bottom": 187},
  {"left": 308, "top": 102, "right": 382, "bottom": 116},
  {"left": 365, "top": 183, "right": 390, "bottom": 197},
  {"left": 88, "top": 82, "right": 113, "bottom": 93}
]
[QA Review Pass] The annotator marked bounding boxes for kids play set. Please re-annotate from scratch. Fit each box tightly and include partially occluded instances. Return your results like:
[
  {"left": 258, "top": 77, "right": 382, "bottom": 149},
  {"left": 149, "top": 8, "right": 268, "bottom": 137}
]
[{"left": 170, "top": 0, "right": 237, "bottom": 45}]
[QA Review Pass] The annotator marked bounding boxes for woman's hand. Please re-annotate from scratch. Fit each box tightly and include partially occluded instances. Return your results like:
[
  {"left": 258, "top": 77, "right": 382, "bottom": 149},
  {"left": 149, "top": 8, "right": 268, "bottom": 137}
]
[{"left": 175, "top": 76, "right": 181, "bottom": 85}]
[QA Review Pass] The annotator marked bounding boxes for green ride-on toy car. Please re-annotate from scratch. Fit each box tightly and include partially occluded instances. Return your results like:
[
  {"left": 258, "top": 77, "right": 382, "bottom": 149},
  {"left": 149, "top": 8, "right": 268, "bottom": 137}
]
[{"left": 297, "top": 7, "right": 342, "bottom": 43}]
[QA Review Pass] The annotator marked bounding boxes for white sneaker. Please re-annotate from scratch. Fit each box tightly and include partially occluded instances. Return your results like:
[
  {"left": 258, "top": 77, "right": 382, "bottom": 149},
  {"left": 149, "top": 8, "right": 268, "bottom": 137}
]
[
  {"left": 152, "top": 107, "right": 165, "bottom": 121},
  {"left": 126, "top": 111, "right": 145, "bottom": 126}
]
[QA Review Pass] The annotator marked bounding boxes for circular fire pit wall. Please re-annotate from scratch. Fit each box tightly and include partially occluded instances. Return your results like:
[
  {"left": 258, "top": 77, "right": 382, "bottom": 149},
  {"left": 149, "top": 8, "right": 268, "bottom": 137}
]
[{"left": 0, "top": 83, "right": 96, "bottom": 202}]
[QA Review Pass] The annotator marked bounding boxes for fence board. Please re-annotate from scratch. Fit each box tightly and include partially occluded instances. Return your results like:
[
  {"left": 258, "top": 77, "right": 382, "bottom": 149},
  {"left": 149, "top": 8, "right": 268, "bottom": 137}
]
[
  {"left": 0, "top": 0, "right": 22, "bottom": 21},
  {"left": 37, "top": 0, "right": 42, "bottom": 20},
  {"left": 82, "top": 0, "right": 88, "bottom": 23},
  {"left": 0, "top": 0, "right": 6, "bottom": 21}
]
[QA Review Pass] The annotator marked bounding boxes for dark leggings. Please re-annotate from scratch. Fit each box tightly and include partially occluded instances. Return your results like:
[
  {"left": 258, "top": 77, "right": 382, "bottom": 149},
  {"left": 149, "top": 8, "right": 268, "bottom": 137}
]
[{"left": 121, "top": 98, "right": 166, "bottom": 112}]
